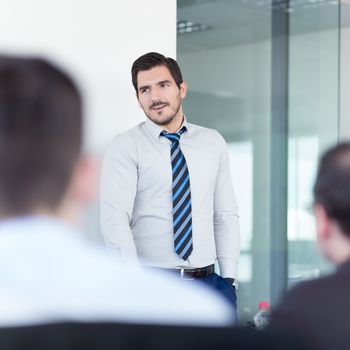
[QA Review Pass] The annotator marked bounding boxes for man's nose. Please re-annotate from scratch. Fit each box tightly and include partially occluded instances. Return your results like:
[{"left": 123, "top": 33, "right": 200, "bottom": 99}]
[{"left": 150, "top": 87, "right": 162, "bottom": 101}]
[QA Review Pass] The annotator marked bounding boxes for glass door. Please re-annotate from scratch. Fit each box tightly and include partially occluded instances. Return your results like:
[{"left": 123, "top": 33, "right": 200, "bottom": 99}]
[
  {"left": 287, "top": 1, "right": 339, "bottom": 287},
  {"left": 177, "top": 0, "right": 273, "bottom": 323}
]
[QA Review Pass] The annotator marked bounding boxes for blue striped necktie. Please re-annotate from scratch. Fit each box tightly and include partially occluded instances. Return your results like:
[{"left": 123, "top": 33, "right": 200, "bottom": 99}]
[{"left": 161, "top": 127, "right": 193, "bottom": 260}]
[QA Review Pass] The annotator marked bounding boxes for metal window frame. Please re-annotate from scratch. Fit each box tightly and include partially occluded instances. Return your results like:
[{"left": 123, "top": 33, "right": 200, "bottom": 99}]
[{"left": 270, "top": 0, "right": 289, "bottom": 306}]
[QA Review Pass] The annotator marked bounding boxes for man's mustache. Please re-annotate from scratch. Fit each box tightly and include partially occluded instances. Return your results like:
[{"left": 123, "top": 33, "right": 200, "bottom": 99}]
[{"left": 150, "top": 101, "right": 169, "bottom": 109}]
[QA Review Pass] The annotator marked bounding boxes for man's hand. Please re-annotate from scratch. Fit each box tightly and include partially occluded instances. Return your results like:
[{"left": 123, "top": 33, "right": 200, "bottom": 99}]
[{"left": 224, "top": 278, "right": 235, "bottom": 285}]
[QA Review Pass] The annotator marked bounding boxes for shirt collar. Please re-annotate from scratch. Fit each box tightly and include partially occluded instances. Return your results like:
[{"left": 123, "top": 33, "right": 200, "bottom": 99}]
[
  {"left": 180, "top": 117, "right": 190, "bottom": 135},
  {"left": 144, "top": 116, "right": 190, "bottom": 141}
]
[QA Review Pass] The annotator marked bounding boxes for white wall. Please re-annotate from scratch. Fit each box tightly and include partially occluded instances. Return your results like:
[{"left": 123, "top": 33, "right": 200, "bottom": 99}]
[
  {"left": 0, "top": 0, "right": 177, "bottom": 239},
  {"left": 0, "top": 0, "right": 176, "bottom": 155}
]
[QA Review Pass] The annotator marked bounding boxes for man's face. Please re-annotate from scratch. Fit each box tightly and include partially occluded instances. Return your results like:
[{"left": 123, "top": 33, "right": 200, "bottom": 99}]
[{"left": 136, "top": 65, "right": 187, "bottom": 127}]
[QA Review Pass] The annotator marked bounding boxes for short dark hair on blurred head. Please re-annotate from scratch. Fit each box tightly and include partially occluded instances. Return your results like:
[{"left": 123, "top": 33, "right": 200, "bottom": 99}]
[
  {"left": 131, "top": 52, "right": 183, "bottom": 95},
  {"left": 0, "top": 55, "right": 82, "bottom": 214},
  {"left": 314, "top": 142, "right": 350, "bottom": 237}
]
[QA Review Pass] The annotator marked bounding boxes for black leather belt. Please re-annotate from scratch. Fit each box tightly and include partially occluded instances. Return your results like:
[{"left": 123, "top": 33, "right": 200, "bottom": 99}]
[{"left": 168, "top": 264, "right": 215, "bottom": 280}]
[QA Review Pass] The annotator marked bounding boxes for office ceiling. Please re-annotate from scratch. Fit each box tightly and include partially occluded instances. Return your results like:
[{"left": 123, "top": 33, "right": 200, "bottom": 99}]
[{"left": 177, "top": 0, "right": 348, "bottom": 53}]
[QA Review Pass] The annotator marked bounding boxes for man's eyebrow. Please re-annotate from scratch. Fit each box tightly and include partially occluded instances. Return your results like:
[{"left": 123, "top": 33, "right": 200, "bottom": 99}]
[
  {"left": 138, "top": 84, "right": 150, "bottom": 92},
  {"left": 158, "top": 80, "right": 172, "bottom": 85}
]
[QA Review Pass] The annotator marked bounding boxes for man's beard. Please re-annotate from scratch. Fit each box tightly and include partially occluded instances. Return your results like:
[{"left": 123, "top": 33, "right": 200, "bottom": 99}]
[{"left": 144, "top": 99, "right": 182, "bottom": 126}]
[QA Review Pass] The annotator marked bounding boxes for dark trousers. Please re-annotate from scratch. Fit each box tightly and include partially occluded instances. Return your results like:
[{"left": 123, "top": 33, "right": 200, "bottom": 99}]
[
  {"left": 197, "top": 273, "right": 237, "bottom": 321},
  {"left": 151, "top": 267, "right": 238, "bottom": 321}
]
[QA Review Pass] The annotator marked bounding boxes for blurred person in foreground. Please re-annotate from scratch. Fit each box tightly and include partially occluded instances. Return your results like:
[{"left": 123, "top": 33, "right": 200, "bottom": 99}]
[
  {"left": 269, "top": 142, "right": 350, "bottom": 350},
  {"left": 0, "top": 55, "right": 234, "bottom": 327}
]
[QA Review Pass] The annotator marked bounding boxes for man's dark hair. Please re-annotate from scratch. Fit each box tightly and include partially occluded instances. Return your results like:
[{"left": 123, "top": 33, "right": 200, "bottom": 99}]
[
  {"left": 314, "top": 142, "right": 350, "bottom": 236},
  {"left": 0, "top": 55, "right": 82, "bottom": 214},
  {"left": 131, "top": 52, "right": 183, "bottom": 94}
]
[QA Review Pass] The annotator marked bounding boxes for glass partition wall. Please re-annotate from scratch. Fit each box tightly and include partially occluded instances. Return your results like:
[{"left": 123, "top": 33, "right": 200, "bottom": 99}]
[
  {"left": 287, "top": 2, "right": 339, "bottom": 287},
  {"left": 177, "top": 0, "right": 340, "bottom": 323}
]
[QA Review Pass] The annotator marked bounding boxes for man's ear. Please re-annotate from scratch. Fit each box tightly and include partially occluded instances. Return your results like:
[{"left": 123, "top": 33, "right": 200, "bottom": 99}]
[
  {"left": 314, "top": 204, "right": 331, "bottom": 242},
  {"left": 180, "top": 81, "right": 187, "bottom": 100},
  {"left": 69, "top": 155, "right": 98, "bottom": 205}
]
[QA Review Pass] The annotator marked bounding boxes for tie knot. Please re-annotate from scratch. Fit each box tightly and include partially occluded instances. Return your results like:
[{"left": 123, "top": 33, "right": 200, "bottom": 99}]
[
  {"left": 161, "top": 127, "right": 186, "bottom": 144},
  {"left": 162, "top": 132, "right": 180, "bottom": 144}
]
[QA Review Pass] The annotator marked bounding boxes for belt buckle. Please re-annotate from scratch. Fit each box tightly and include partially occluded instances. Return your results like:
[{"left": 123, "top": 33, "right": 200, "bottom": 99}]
[{"left": 180, "top": 268, "right": 194, "bottom": 281}]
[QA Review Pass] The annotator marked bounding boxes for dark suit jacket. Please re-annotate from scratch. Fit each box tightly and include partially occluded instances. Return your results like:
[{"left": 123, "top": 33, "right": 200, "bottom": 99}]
[{"left": 269, "top": 260, "right": 350, "bottom": 350}]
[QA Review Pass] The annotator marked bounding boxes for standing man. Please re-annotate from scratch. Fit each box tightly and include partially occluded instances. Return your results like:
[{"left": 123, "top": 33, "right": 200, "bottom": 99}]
[
  {"left": 269, "top": 143, "right": 350, "bottom": 350},
  {"left": 101, "top": 52, "right": 240, "bottom": 309}
]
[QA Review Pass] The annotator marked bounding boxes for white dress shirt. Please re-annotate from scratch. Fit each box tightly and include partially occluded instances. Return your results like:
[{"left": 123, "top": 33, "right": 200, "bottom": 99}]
[
  {"left": 100, "top": 118, "right": 240, "bottom": 278},
  {"left": 0, "top": 216, "right": 234, "bottom": 326}
]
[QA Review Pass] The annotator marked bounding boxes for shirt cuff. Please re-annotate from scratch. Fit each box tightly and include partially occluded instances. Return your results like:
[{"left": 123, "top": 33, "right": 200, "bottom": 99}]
[{"left": 218, "top": 257, "right": 238, "bottom": 279}]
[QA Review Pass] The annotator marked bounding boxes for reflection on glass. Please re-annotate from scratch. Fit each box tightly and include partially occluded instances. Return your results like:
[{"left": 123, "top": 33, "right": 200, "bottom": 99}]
[
  {"left": 177, "top": 0, "right": 272, "bottom": 322},
  {"left": 288, "top": 5, "right": 339, "bottom": 285},
  {"left": 177, "top": 0, "right": 340, "bottom": 323}
]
